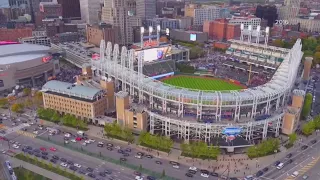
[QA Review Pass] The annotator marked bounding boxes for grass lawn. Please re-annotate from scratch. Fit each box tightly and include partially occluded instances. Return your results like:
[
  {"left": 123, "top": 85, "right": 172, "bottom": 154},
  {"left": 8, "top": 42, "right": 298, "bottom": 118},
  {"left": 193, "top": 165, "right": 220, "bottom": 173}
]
[
  {"left": 14, "top": 167, "right": 51, "bottom": 180},
  {"left": 162, "top": 75, "right": 244, "bottom": 91}
]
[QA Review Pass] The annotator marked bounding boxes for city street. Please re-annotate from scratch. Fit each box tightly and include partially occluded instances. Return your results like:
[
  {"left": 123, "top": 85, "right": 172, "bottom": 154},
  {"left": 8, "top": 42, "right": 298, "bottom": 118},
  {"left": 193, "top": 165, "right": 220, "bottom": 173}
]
[
  {"left": 259, "top": 138, "right": 320, "bottom": 180},
  {"left": 0, "top": 113, "right": 223, "bottom": 180}
]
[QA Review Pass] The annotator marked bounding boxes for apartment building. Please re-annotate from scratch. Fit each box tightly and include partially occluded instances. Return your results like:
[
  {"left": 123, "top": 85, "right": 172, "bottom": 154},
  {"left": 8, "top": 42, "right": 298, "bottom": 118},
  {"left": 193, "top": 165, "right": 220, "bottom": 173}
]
[
  {"left": 79, "top": 0, "right": 101, "bottom": 24},
  {"left": 289, "top": 18, "right": 320, "bottom": 32},
  {"left": 203, "top": 18, "right": 240, "bottom": 40},
  {"left": 193, "top": 6, "right": 221, "bottom": 25},
  {"left": 136, "top": 0, "right": 156, "bottom": 20},
  {"left": 146, "top": 18, "right": 179, "bottom": 30},
  {"left": 42, "top": 80, "right": 108, "bottom": 120},
  {"left": 101, "top": 0, "right": 141, "bottom": 45},
  {"left": 228, "top": 17, "right": 261, "bottom": 29},
  {"left": 86, "top": 25, "right": 120, "bottom": 46}
]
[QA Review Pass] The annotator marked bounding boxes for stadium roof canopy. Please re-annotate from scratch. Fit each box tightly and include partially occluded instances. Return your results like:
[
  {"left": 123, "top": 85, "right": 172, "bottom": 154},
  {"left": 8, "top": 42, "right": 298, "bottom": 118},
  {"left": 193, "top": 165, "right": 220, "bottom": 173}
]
[
  {"left": 42, "top": 80, "right": 105, "bottom": 100},
  {"left": 0, "top": 43, "right": 50, "bottom": 65}
]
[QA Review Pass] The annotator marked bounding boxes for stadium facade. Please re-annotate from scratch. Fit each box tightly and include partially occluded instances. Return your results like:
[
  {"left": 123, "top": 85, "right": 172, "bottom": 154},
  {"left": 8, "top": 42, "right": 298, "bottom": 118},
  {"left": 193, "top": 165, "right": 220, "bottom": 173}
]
[
  {"left": 90, "top": 38, "right": 303, "bottom": 144},
  {"left": 0, "top": 42, "right": 59, "bottom": 93}
]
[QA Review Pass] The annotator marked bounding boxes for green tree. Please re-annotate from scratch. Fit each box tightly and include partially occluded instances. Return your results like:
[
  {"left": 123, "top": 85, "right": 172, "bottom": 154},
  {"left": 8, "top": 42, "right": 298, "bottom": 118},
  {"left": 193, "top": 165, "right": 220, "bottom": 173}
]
[
  {"left": 301, "top": 93, "right": 313, "bottom": 119},
  {"left": 11, "top": 103, "right": 24, "bottom": 113},
  {"left": 52, "top": 111, "right": 61, "bottom": 123},
  {"left": 313, "top": 115, "right": 320, "bottom": 129},
  {"left": 288, "top": 133, "right": 297, "bottom": 145},
  {"left": 0, "top": 98, "right": 8, "bottom": 108},
  {"left": 272, "top": 39, "right": 284, "bottom": 47},
  {"left": 314, "top": 52, "right": 320, "bottom": 64},
  {"left": 23, "top": 88, "right": 32, "bottom": 96},
  {"left": 302, "top": 121, "right": 315, "bottom": 136},
  {"left": 315, "top": 45, "right": 320, "bottom": 52}
]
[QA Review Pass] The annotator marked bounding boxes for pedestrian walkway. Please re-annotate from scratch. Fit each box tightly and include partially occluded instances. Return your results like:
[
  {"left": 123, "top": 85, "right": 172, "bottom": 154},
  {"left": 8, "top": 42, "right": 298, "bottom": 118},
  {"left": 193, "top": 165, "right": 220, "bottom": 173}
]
[
  {"left": 16, "top": 130, "right": 36, "bottom": 138},
  {"left": 284, "top": 156, "right": 320, "bottom": 180},
  {"left": 9, "top": 157, "right": 70, "bottom": 180}
]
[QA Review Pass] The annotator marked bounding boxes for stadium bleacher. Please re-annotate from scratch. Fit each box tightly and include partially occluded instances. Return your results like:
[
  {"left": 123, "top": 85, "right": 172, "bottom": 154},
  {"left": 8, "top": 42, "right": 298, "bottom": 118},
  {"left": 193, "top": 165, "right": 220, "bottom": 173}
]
[{"left": 142, "top": 60, "right": 176, "bottom": 77}]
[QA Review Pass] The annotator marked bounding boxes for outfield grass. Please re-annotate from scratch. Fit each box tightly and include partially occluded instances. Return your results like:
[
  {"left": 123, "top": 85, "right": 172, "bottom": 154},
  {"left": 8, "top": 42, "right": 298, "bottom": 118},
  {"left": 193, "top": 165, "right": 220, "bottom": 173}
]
[{"left": 162, "top": 75, "right": 244, "bottom": 91}]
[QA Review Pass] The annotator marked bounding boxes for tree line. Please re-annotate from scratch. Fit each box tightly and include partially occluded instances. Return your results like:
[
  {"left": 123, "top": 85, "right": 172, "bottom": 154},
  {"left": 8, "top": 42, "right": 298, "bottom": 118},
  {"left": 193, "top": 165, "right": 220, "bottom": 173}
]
[
  {"left": 301, "top": 115, "right": 320, "bottom": 136},
  {"left": 301, "top": 93, "right": 313, "bottom": 120},
  {"left": 138, "top": 132, "right": 173, "bottom": 153},
  {"left": 37, "top": 108, "right": 88, "bottom": 130},
  {"left": 104, "top": 121, "right": 134, "bottom": 143},
  {"left": 180, "top": 141, "right": 220, "bottom": 160},
  {"left": 246, "top": 138, "right": 280, "bottom": 159}
]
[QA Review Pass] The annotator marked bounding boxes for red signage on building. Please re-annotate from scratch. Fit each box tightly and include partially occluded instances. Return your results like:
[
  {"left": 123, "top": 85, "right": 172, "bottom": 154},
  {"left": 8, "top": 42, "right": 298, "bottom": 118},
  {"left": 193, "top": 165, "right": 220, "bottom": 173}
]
[
  {"left": 143, "top": 40, "right": 158, "bottom": 48},
  {"left": 42, "top": 56, "right": 52, "bottom": 63}
]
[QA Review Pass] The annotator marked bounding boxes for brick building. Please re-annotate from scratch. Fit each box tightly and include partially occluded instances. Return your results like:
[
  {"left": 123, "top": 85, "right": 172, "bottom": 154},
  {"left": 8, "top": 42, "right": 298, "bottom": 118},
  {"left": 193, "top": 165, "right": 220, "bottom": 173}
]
[
  {"left": 203, "top": 19, "right": 240, "bottom": 40},
  {"left": 35, "top": 2, "right": 62, "bottom": 27},
  {"left": 0, "top": 28, "right": 32, "bottom": 41},
  {"left": 86, "top": 25, "right": 120, "bottom": 47},
  {"left": 57, "top": 0, "right": 81, "bottom": 19}
]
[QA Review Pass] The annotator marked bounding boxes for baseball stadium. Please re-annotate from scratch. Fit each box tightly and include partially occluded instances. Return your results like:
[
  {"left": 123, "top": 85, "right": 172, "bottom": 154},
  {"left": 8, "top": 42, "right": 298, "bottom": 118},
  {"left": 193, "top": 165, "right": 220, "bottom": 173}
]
[{"left": 90, "top": 33, "right": 303, "bottom": 147}]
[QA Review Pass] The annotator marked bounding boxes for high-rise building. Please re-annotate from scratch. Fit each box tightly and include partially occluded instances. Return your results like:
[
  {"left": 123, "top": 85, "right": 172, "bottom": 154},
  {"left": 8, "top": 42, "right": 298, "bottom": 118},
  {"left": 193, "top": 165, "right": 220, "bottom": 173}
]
[
  {"left": 193, "top": 6, "right": 221, "bottom": 25},
  {"left": 35, "top": 1, "right": 62, "bottom": 27},
  {"left": 101, "top": 0, "right": 141, "bottom": 45},
  {"left": 228, "top": 16, "right": 261, "bottom": 29},
  {"left": 136, "top": 0, "right": 156, "bottom": 20},
  {"left": 29, "top": 0, "right": 51, "bottom": 21},
  {"left": 203, "top": 19, "right": 241, "bottom": 40},
  {"left": 86, "top": 25, "right": 120, "bottom": 46},
  {"left": 57, "top": 0, "right": 81, "bottom": 19},
  {"left": 79, "top": 0, "right": 100, "bottom": 24}
]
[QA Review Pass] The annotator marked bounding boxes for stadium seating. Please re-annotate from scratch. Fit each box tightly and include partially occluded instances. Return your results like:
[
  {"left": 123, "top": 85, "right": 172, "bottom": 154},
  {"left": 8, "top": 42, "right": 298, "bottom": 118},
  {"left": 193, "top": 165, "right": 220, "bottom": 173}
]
[{"left": 143, "top": 60, "right": 176, "bottom": 77}]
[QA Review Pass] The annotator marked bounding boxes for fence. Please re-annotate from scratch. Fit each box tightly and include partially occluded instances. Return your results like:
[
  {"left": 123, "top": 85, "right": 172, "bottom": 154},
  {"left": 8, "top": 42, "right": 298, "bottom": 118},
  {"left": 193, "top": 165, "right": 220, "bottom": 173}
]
[{"left": 36, "top": 136, "right": 178, "bottom": 180}]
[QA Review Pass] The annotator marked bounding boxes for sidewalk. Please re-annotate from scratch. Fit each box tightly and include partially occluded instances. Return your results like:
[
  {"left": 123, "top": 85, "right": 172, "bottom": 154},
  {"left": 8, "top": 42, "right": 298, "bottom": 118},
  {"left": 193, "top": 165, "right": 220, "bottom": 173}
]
[{"left": 10, "top": 157, "right": 70, "bottom": 180}]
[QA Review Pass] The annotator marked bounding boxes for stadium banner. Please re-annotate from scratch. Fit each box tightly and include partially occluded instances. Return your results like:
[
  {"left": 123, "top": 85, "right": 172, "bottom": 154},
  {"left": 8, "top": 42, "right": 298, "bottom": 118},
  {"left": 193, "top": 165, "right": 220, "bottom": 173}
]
[{"left": 151, "top": 72, "right": 174, "bottom": 79}]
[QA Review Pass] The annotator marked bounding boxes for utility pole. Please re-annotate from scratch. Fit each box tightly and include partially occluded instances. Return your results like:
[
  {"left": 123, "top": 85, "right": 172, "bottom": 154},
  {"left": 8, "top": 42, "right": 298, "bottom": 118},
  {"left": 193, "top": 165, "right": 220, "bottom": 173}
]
[{"left": 247, "top": 64, "right": 252, "bottom": 86}]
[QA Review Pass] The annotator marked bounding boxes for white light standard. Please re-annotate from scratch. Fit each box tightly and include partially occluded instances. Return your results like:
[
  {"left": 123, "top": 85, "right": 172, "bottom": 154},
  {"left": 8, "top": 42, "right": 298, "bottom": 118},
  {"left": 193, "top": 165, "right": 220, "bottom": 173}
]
[{"left": 140, "top": 27, "right": 145, "bottom": 49}]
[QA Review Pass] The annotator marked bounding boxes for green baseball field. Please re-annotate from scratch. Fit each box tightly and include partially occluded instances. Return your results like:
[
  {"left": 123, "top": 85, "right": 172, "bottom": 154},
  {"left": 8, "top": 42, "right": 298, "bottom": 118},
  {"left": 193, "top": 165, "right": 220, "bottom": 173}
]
[{"left": 161, "top": 75, "right": 244, "bottom": 91}]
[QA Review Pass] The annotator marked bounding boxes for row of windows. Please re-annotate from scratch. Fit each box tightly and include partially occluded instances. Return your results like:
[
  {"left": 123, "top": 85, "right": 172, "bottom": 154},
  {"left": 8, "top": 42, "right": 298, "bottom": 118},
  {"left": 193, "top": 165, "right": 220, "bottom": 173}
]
[{"left": 46, "top": 105, "right": 92, "bottom": 117}]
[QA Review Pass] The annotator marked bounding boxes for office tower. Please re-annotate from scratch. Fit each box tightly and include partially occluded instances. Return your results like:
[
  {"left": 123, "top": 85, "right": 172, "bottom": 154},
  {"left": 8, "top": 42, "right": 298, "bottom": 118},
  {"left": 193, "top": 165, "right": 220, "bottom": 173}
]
[
  {"left": 136, "top": 0, "right": 156, "bottom": 20},
  {"left": 79, "top": 0, "right": 100, "bottom": 24},
  {"left": 57, "top": 0, "right": 81, "bottom": 19},
  {"left": 101, "top": 0, "right": 141, "bottom": 45},
  {"left": 303, "top": 57, "right": 313, "bottom": 81}
]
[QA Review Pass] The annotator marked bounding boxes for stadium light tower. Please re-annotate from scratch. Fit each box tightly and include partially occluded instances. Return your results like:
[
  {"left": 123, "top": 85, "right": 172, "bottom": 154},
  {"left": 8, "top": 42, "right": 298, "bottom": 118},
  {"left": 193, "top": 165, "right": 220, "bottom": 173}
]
[
  {"left": 149, "top": 26, "right": 153, "bottom": 43},
  {"left": 140, "top": 27, "right": 145, "bottom": 49},
  {"left": 256, "top": 26, "right": 261, "bottom": 44},
  {"left": 248, "top": 25, "right": 252, "bottom": 43},
  {"left": 240, "top": 24, "right": 244, "bottom": 41},
  {"left": 157, "top": 25, "right": 161, "bottom": 47},
  {"left": 265, "top": 27, "right": 270, "bottom": 46}
]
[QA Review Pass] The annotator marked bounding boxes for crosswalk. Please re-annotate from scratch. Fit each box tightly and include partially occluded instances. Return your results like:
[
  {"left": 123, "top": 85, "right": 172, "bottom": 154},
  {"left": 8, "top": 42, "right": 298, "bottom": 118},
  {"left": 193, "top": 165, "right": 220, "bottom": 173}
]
[
  {"left": 284, "top": 156, "right": 320, "bottom": 180},
  {"left": 0, "top": 124, "right": 36, "bottom": 138},
  {"left": 16, "top": 130, "right": 36, "bottom": 138}
]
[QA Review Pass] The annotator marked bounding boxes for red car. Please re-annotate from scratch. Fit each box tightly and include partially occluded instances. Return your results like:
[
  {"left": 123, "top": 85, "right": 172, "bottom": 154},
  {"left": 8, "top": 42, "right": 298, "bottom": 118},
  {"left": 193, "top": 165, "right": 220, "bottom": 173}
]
[
  {"left": 49, "top": 147, "right": 57, "bottom": 152},
  {"left": 40, "top": 147, "right": 46, "bottom": 151},
  {"left": 75, "top": 137, "right": 82, "bottom": 141}
]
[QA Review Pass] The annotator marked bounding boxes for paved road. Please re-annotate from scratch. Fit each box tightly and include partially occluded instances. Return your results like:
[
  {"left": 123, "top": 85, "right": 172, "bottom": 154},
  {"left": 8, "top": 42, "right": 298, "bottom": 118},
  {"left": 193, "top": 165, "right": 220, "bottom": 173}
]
[
  {"left": 299, "top": 160, "right": 320, "bottom": 180},
  {"left": 259, "top": 138, "right": 320, "bottom": 180},
  {"left": 0, "top": 155, "right": 12, "bottom": 180},
  {"left": 0, "top": 114, "right": 223, "bottom": 180}
]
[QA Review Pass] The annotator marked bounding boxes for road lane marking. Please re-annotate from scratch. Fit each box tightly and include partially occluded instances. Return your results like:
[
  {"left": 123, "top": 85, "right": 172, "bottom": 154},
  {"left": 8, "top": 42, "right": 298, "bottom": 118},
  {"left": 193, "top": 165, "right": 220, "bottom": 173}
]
[
  {"left": 274, "top": 157, "right": 312, "bottom": 180},
  {"left": 284, "top": 156, "right": 320, "bottom": 180}
]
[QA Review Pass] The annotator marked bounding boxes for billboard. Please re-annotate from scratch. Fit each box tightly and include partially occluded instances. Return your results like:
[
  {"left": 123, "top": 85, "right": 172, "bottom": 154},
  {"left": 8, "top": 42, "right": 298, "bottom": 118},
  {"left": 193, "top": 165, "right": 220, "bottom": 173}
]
[
  {"left": 135, "top": 46, "right": 170, "bottom": 62},
  {"left": 222, "top": 127, "right": 242, "bottom": 141},
  {"left": 190, "top": 34, "right": 196, "bottom": 41},
  {"left": 42, "top": 56, "right": 52, "bottom": 63}
]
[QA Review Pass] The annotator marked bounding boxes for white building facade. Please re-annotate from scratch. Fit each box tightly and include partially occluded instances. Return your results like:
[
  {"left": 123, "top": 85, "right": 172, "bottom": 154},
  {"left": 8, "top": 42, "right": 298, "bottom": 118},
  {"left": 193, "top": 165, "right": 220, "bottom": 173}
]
[
  {"left": 193, "top": 6, "right": 221, "bottom": 25},
  {"left": 229, "top": 17, "right": 261, "bottom": 29}
]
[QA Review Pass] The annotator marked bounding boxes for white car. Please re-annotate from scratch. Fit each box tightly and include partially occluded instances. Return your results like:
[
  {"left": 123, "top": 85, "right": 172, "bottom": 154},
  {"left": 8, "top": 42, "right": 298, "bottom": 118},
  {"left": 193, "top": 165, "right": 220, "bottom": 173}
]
[
  {"left": 65, "top": 141, "right": 69, "bottom": 144},
  {"left": 201, "top": 173, "right": 209, "bottom": 178},
  {"left": 74, "top": 163, "right": 81, "bottom": 168},
  {"left": 135, "top": 176, "right": 143, "bottom": 180},
  {"left": 88, "top": 139, "right": 95, "bottom": 143},
  {"left": 135, "top": 155, "right": 142, "bottom": 159},
  {"left": 98, "top": 142, "right": 104, "bottom": 145},
  {"left": 84, "top": 140, "right": 91, "bottom": 144},
  {"left": 291, "top": 171, "right": 299, "bottom": 177},
  {"left": 12, "top": 144, "right": 19, "bottom": 149},
  {"left": 115, "top": 146, "right": 121, "bottom": 149},
  {"left": 71, "top": 139, "right": 76, "bottom": 143},
  {"left": 189, "top": 166, "right": 197, "bottom": 171},
  {"left": 60, "top": 163, "right": 68, "bottom": 167},
  {"left": 82, "top": 142, "right": 87, "bottom": 146},
  {"left": 172, "top": 165, "right": 180, "bottom": 169},
  {"left": 64, "top": 133, "right": 71, "bottom": 138},
  {"left": 33, "top": 131, "right": 38, "bottom": 135}
]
